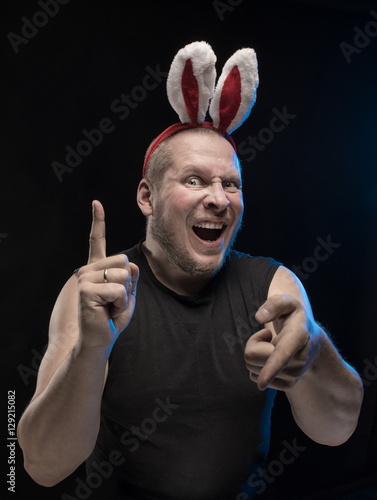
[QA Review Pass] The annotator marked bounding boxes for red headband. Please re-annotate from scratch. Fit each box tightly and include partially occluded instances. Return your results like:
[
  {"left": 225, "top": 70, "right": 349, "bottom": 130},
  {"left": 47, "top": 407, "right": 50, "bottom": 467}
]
[
  {"left": 142, "top": 121, "right": 237, "bottom": 177},
  {"left": 142, "top": 41, "right": 259, "bottom": 177}
]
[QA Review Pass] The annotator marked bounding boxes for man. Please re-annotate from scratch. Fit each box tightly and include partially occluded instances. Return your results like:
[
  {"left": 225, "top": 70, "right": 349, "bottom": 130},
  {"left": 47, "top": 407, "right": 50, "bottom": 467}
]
[{"left": 18, "top": 125, "right": 363, "bottom": 499}]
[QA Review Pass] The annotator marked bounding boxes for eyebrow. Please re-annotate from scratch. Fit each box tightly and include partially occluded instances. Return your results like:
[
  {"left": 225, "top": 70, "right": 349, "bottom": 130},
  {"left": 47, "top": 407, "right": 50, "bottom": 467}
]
[{"left": 179, "top": 164, "right": 242, "bottom": 183}]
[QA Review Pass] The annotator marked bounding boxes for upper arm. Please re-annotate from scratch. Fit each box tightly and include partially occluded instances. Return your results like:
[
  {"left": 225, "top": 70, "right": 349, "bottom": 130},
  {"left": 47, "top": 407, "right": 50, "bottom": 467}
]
[
  {"left": 265, "top": 265, "right": 314, "bottom": 334},
  {"left": 31, "top": 274, "right": 80, "bottom": 401}
]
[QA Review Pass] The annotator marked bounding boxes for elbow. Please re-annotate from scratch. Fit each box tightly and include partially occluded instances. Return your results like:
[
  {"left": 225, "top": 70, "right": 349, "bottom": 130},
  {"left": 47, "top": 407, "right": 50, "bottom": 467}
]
[
  {"left": 319, "top": 424, "right": 357, "bottom": 447},
  {"left": 29, "top": 474, "right": 61, "bottom": 488},
  {"left": 314, "top": 423, "right": 357, "bottom": 447},
  {"left": 19, "top": 445, "right": 90, "bottom": 487},
  {"left": 18, "top": 425, "right": 88, "bottom": 487},
  {"left": 23, "top": 456, "right": 84, "bottom": 487},
  {"left": 308, "top": 417, "right": 359, "bottom": 447},
  {"left": 20, "top": 444, "right": 83, "bottom": 487},
  {"left": 23, "top": 458, "right": 68, "bottom": 487},
  {"left": 297, "top": 373, "right": 364, "bottom": 447},
  {"left": 315, "top": 378, "right": 364, "bottom": 447},
  {"left": 18, "top": 429, "right": 68, "bottom": 487},
  {"left": 339, "top": 372, "right": 364, "bottom": 444}
]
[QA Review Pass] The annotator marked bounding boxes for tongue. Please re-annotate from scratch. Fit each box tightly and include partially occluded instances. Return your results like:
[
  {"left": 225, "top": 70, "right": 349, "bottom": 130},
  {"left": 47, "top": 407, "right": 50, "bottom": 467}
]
[{"left": 193, "top": 226, "right": 221, "bottom": 241}]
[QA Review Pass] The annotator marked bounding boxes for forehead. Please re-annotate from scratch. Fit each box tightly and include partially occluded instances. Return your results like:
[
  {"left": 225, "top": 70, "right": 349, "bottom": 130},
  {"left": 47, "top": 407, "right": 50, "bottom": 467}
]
[{"left": 167, "top": 130, "right": 241, "bottom": 178}]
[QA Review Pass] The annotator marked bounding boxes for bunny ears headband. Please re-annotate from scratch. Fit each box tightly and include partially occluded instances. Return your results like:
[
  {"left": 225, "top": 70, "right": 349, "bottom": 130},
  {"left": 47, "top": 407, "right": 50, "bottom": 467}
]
[{"left": 142, "top": 41, "right": 259, "bottom": 176}]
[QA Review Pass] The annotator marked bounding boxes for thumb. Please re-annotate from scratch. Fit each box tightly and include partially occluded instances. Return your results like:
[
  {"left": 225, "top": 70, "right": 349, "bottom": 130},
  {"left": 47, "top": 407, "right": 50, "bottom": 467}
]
[{"left": 255, "top": 295, "right": 296, "bottom": 324}]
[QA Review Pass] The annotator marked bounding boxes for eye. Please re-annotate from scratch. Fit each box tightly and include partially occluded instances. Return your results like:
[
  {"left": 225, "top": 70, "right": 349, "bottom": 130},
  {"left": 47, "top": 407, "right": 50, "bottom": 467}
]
[
  {"left": 186, "top": 177, "right": 205, "bottom": 187},
  {"left": 223, "top": 180, "right": 241, "bottom": 192}
]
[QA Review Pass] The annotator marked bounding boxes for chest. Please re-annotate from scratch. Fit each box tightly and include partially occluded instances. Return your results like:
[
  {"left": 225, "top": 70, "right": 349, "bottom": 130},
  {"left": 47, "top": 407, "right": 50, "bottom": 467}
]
[{"left": 103, "top": 277, "right": 263, "bottom": 422}]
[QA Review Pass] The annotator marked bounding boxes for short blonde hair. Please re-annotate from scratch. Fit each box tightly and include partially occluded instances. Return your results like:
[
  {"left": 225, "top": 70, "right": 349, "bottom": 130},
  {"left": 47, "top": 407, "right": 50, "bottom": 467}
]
[{"left": 144, "top": 127, "right": 227, "bottom": 189}]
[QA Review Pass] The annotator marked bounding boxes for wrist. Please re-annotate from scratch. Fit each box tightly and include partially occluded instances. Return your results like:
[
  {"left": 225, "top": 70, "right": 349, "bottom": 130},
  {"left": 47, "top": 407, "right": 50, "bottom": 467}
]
[{"left": 73, "top": 339, "right": 112, "bottom": 363}]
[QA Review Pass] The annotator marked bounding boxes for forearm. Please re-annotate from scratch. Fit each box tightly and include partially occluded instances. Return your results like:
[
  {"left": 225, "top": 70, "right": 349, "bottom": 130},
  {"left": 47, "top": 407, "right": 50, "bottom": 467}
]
[
  {"left": 17, "top": 343, "right": 107, "bottom": 486},
  {"left": 286, "top": 329, "right": 363, "bottom": 446}
]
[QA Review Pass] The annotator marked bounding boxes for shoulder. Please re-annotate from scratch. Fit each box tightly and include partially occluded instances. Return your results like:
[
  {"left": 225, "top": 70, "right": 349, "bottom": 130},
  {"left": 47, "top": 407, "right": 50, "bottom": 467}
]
[
  {"left": 268, "top": 265, "right": 313, "bottom": 313},
  {"left": 227, "top": 249, "right": 282, "bottom": 274},
  {"left": 220, "top": 250, "right": 282, "bottom": 302}
]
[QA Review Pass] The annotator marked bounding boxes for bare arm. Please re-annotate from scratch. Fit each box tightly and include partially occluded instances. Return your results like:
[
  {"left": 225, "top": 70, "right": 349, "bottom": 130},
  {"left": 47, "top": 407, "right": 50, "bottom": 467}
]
[
  {"left": 17, "top": 201, "right": 139, "bottom": 486},
  {"left": 244, "top": 266, "right": 363, "bottom": 446}
]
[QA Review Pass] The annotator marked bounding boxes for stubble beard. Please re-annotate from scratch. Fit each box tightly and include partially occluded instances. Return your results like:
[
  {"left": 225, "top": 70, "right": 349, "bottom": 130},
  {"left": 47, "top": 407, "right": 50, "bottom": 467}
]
[{"left": 149, "top": 199, "right": 242, "bottom": 279}]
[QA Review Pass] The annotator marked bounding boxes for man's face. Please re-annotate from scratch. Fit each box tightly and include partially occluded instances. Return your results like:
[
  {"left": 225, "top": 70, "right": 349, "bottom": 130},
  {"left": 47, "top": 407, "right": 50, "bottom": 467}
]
[{"left": 148, "top": 130, "right": 244, "bottom": 278}]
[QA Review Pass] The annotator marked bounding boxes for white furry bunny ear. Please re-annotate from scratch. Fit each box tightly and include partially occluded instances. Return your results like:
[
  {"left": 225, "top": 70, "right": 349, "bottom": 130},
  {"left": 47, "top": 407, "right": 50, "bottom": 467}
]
[
  {"left": 143, "top": 42, "right": 259, "bottom": 176},
  {"left": 209, "top": 48, "right": 259, "bottom": 134},
  {"left": 166, "top": 41, "right": 217, "bottom": 124}
]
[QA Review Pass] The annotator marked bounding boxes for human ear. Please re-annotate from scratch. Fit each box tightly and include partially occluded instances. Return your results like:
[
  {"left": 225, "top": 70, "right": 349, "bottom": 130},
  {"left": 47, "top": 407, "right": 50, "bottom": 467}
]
[{"left": 137, "top": 179, "right": 153, "bottom": 216}]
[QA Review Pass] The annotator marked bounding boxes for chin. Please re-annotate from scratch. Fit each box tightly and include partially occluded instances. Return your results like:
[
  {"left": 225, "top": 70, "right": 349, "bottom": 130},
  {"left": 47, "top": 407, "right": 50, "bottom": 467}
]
[{"left": 182, "top": 248, "right": 229, "bottom": 278}]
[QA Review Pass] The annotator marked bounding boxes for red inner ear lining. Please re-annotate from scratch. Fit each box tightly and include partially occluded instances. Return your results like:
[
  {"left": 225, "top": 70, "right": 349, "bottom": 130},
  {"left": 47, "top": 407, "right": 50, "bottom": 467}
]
[
  {"left": 217, "top": 66, "right": 241, "bottom": 133},
  {"left": 181, "top": 59, "right": 199, "bottom": 123}
]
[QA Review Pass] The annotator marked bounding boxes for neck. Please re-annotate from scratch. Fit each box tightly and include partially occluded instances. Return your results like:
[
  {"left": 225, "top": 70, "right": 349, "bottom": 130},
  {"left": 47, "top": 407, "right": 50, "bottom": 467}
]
[{"left": 141, "top": 238, "right": 211, "bottom": 296}]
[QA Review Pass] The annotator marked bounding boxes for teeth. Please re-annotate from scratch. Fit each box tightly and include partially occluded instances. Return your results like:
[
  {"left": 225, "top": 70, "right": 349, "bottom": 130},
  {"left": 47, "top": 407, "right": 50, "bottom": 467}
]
[{"left": 194, "top": 222, "right": 224, "bottom": 230}]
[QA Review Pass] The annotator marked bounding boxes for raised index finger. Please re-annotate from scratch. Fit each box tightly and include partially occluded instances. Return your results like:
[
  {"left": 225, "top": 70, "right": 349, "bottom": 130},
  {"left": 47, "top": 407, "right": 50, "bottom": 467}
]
[{"left": 88, "top": 200, "right": 106, "bottom": 264}]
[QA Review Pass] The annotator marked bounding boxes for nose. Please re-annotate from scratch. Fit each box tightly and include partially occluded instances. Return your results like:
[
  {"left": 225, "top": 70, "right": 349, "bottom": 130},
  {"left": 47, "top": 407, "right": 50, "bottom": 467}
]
[{"left": 203, "top": 182, "right": 230, "bottom": 212}]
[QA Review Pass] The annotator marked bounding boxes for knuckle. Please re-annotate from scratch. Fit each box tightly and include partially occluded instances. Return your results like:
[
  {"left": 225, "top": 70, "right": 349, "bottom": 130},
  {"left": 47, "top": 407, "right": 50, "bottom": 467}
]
[
  {"left": 77, "top": 270, "right": 94, "bottom": 287},
  {"left": 76, "top": 266, "right": 86, "bottom": 278},
  {"left": 109, "top": 282, "right": 124, "bottom": 294},
  {"left": 244, "top": 350, "right": 256, "bottom": 363},
  {"left": 116, "top": 268, "right": 129, "bottom": 283},
  {"left": 78, "top": 281, "right": 92, "bottom": 297},
  {"left": 114, "top": 254, "right": 129, "bottom": 267},
  {"left": 244, "top": 345, "right": 255, "bottom": 361},
  {"left": 118, "top": 283, "right": 129, "bottom": 298}
]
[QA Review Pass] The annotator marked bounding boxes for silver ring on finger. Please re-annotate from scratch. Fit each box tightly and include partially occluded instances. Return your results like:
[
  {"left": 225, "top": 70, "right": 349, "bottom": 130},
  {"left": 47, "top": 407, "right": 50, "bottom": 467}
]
[{"left": 103, "top": 268, "right": 108, "bottom": 283}]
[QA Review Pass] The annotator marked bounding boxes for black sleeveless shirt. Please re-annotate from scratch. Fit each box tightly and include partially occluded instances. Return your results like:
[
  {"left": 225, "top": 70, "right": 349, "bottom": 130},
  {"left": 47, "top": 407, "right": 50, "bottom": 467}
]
[{"left": 86, "top": 242, "right": 281, "bottom": 500}]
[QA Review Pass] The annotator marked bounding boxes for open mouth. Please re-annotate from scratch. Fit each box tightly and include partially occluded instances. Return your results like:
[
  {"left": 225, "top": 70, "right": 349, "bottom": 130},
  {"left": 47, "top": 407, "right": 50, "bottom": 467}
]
[{"left": 192, "top": 222, "right": 226, "bottom": 242}]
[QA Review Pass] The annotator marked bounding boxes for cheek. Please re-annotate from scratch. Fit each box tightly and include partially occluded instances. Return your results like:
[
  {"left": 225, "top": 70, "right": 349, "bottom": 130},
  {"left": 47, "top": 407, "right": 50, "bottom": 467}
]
[
  {"left": 156, "top": 195, "right": 192, "bottom": 230},
  {"left": 168, "top": 190, "right": 199, "bottom": 214},
  {"left": 230, "top": 194, "right": 244, "bottom": 216}
]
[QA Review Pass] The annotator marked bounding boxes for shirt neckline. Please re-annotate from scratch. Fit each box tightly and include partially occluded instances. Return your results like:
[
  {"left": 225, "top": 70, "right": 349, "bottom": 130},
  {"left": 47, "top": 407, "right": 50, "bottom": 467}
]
[{"left": 135, "top": 239, "right": 226, "bottom": 304}]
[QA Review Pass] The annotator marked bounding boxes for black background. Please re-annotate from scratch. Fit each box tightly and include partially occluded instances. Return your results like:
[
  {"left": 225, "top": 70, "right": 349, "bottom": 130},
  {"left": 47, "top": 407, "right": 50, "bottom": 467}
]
[{"left": 2, "top": 0, "right": 377, "bottom": 498}]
